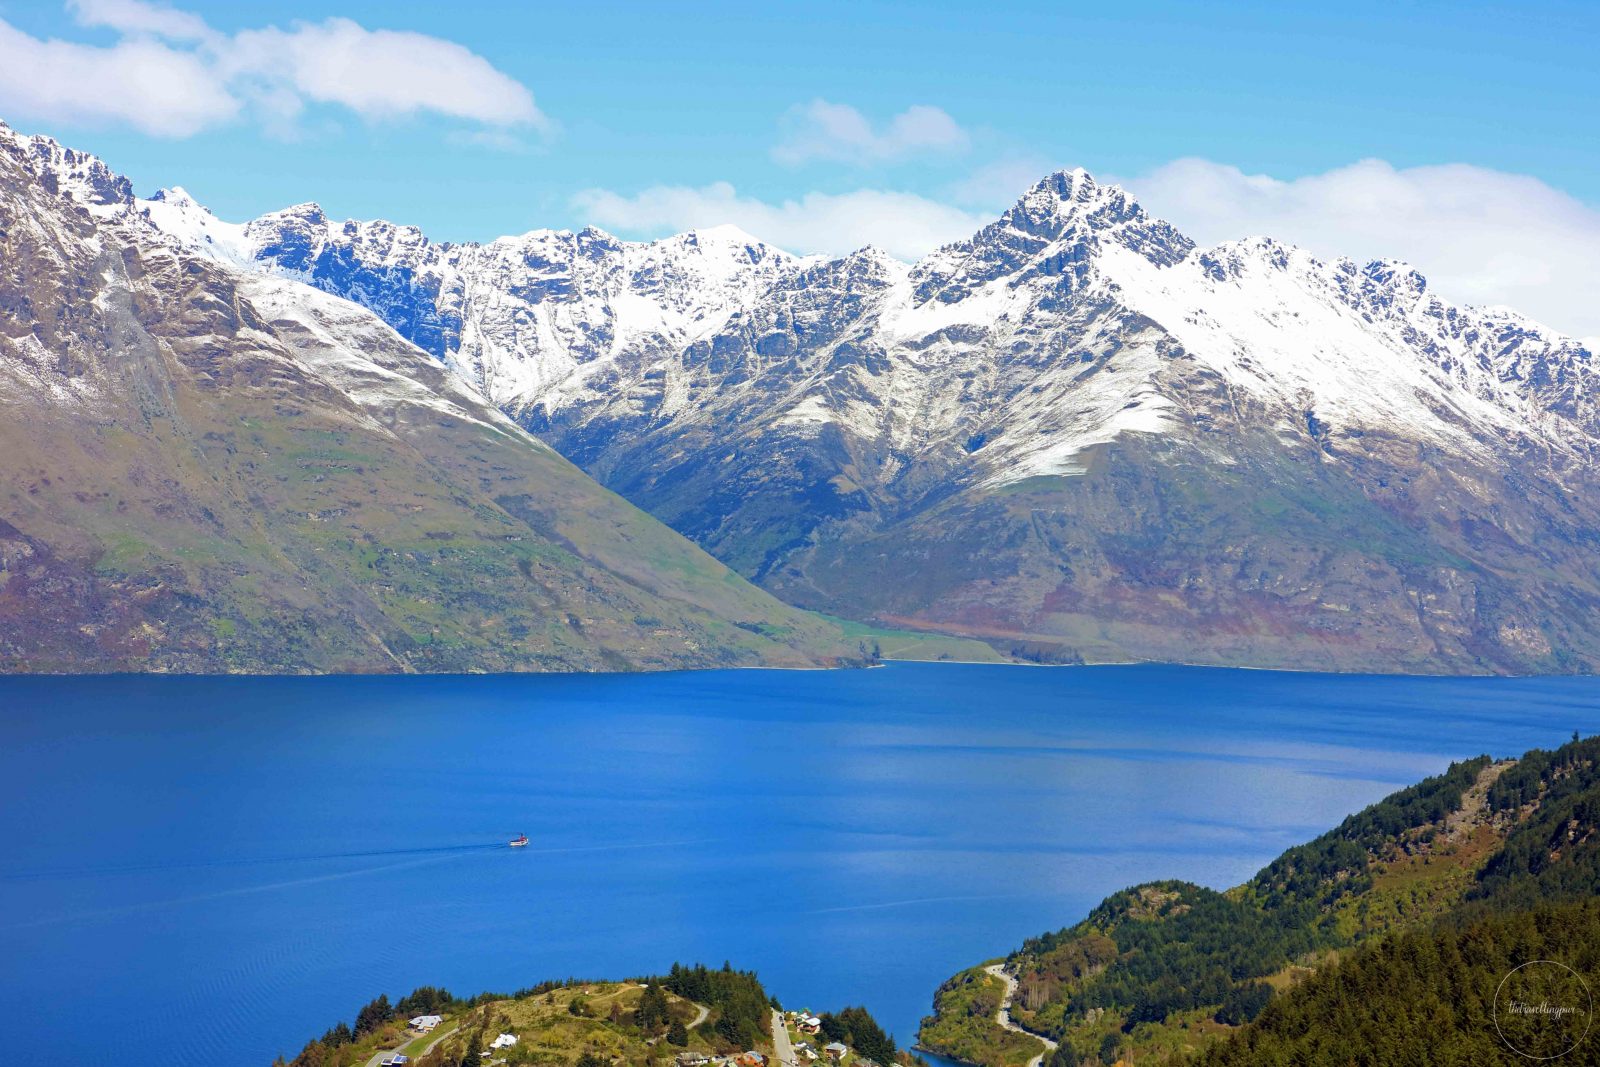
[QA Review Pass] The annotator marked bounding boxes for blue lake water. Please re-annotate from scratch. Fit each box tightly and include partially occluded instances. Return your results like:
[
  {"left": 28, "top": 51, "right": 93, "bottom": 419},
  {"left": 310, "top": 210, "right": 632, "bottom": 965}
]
[{"left": 4, "top": 663, "right": 1600, "bottom": 1066}]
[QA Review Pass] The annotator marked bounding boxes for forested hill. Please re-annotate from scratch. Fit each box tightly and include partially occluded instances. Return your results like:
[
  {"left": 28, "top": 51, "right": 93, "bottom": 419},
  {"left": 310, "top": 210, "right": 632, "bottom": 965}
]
[{"left": 918, "top": 734, "right": 1600, "bottom": 1067}]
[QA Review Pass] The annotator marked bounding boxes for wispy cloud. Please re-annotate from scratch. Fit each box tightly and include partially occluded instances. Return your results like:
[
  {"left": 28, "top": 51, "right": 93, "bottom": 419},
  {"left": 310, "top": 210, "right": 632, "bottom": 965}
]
[
  {"left": 573, "top": 180, "right": 988, "bottom": 260},
  {"left": 70, "top": 0, "right": 210, "bottom": 40},
  {"left": 773, "top": 99, "right": 969, "bottom": 167},
  {"left": 0, "top": 1, "right": 547, "bottom": 138}
]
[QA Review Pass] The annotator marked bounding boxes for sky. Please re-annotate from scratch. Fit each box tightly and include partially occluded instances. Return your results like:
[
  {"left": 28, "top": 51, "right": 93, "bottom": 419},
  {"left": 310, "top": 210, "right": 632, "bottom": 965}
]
[{"left": 0, "top": 0, "right": 1597, "bottom": 339}]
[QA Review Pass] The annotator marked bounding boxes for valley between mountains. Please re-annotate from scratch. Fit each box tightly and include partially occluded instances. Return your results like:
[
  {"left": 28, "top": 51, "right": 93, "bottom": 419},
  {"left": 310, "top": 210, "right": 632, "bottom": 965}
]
[{"left": 5, "top": 116, "right": 1600, "bottom": 673}]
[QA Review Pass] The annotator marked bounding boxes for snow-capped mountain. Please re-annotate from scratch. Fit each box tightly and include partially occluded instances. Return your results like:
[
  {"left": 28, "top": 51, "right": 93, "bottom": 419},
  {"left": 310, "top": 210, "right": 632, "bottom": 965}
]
[
  {"left": 36, "top": 120, "right": 1600, "bottom": 672},
  {"left": 0, "top": 120, "right": 855, "bottom": 673},
  {"left": 137, "top": 188, "right": 803, "bottom": 411}
]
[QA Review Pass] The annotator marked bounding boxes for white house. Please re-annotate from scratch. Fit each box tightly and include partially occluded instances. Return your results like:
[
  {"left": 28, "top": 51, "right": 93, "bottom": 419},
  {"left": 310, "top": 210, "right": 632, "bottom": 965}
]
[
  {"left": 824, "top": 1043, "right": 848, "bottom": 1062},
  {"left": 490, "top": 1034, "right": 518, "bottom": 1050},
  {"left": 410, "top": 1015, "right": 443, "bottom": 1033}
]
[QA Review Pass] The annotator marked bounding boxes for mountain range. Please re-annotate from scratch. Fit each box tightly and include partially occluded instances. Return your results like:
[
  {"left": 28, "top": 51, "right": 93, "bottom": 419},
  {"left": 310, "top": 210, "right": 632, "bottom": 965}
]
[
  {"left": 6, "top": 117, "right": 1600, "bottom": 673},
  {"left": 0, "top": 120, "right": 858, "bottom": 672}
]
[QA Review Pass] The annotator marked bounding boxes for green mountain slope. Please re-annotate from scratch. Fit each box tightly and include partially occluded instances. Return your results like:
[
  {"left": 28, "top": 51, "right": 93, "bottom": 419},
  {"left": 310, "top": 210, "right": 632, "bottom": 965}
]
[
  {"left": 919, "top": 735, "right": 1600, "bottom": 1066},
  {"left": 0, "top": 128, "right": 859, "bottom": 673}
]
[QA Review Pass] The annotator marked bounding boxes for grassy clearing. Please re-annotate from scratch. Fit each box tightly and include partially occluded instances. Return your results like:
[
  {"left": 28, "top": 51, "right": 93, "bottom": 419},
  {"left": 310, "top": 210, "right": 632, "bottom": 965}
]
[{"left": 822, "top": 616, "right": 1010, "bottom": 663}]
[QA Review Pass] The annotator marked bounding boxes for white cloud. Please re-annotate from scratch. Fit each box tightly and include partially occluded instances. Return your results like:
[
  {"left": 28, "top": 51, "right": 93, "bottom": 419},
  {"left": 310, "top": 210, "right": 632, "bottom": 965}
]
[
  {"left": 68, "top": 0, "right": 210, "bottom": 41},
  {"left": 773, "top": 100, "right": 969, "bottom": 166},
  {"left": 573, "top": 181, "right": 988, "bottom": 261},
  {"left": 0, "top": 3, "right": 545, "bottom": 138},
  {"left": 0, "top": 19, "right": 237, "bottom": 137},
  {"left": 222, "top": 18, "right": 545, "bottom": 130},
  {"left": 1122, "top": 158, "right": 1600, "bottom": 340}
]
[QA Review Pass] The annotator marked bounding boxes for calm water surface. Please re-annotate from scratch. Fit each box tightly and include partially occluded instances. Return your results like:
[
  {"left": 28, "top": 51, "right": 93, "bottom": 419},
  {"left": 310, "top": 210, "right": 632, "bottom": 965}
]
[{"left": 4, "top": 663, "right": 1600, "bottom": 1066}]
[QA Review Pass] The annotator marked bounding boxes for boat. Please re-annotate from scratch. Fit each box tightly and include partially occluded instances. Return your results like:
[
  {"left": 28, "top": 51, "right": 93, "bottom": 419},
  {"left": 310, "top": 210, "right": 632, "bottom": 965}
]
[{"left": 509, "top": 833, "right": 529, "bottom": 847}]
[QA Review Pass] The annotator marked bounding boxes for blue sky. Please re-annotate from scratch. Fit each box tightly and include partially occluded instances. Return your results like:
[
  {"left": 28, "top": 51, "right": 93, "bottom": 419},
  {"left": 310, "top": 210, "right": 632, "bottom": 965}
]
[{"left": 2, "top": 0, "right": 1598, "bottom": 335}]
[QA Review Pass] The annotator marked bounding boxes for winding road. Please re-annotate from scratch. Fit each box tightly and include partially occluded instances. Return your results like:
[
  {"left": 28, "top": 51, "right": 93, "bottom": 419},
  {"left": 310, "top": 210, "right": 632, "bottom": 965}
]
[
  {"left": 983, "top": 965, "right": 1056, "bottom": 1067},
  {"left": 771, "top": 1009, "right": 799, "bottom": 1067}
]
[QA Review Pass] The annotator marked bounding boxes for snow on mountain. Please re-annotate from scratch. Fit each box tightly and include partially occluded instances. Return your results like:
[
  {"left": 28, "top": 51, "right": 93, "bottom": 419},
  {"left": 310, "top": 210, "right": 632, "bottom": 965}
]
[
  {"left": 0, "top": 118, "right": 858, "bottom": 673},
  {"left": 81, "top": 145, "right": 1593, "bottom": 496},
  {"left": 16, "top": 114, "right": 1593, "bottom": 478},
  {"left": 116, "top": 179, "right": 806, "bottom": 413},
  {"left": 19, "top": 114, "right": 1600, "bottom": 671}
]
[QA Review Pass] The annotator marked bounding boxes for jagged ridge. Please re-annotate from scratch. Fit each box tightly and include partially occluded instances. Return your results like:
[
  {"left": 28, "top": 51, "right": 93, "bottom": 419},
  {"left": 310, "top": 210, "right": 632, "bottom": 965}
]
[{"left": 19, "top": 117, "right": 1600, "bottom": 673}]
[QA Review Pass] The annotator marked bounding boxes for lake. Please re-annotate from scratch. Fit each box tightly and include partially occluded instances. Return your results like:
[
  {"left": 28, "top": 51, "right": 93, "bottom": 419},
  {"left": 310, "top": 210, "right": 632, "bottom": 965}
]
[{"left": 4, "top": 663, "right": 1599, "bottom": 1066}]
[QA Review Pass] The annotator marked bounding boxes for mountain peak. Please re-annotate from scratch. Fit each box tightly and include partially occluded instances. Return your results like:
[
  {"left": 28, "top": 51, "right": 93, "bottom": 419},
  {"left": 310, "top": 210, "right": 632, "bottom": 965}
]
[
  {"left": 150, "top": 186, "right": 201, "bottom": 209},
  {"left": 995, "top": 166, "right": 1166, "bottom": 246},
  {"left": 681, "top": 223, "right": 769, "bottom": 248},
  {"left": 261, "top": 201, "right": 329, "bottom": 226},
  {"left": 5, "top": 126, "right": 132, "bottom": 209},
  {"left": 932, "top": 165, "right": 1192, "bottom": 275},
  {"left": 1015, "top": 167, "right": 1125, "bottom": 215}
]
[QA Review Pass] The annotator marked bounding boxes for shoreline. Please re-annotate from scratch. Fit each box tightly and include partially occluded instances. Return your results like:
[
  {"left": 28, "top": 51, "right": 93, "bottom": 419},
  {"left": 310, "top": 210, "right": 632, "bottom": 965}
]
[{"left": 0, "top": 655, "right": 1566, "bottom": 681}]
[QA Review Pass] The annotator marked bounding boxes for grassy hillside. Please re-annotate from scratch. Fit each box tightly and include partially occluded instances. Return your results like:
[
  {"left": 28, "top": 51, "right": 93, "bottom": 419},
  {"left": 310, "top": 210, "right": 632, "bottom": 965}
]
[
  {"left": 273, "top": 965, "right": 914, "bottom": 1067},
  {"left": 919, "top": 735, "right": 1600, "bottom": 1066}
]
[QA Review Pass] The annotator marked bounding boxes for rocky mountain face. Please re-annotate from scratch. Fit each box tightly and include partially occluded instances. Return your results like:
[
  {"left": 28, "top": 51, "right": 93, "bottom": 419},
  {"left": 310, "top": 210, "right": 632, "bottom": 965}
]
[
  {"left": 0, "top": 121, "right": 859, "bottom": 673},
  {"left": 140, "top": 152, "right": 1600, "bottom": 673}
]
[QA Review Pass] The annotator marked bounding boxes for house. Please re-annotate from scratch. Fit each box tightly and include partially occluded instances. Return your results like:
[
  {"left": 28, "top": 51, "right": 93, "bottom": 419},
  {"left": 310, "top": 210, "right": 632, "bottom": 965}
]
[
  {"left": 410, "top": 1015, "right": 443, "bottom": 1033},
  {"left": 490, "top": 1034, "right": 518, "bottom": 1050},
  {"left": 380, "top": 1057, "right": 409, "bottom": 1067},
  {"left": 798, "top": 1015, "right": 823, "bottom": 1035},
  {"left": 824, "top": 1043, "right": 848, "bottom": 1061},
  {"left": 676, "top": 1054, "right": 710, "bottom": 1067},
  {"left": 796, "top": 1045, "right": 818, "bottom": 1062},
  {"left": 738, "top": 1051, "right": 767, "bottom": 1067}
]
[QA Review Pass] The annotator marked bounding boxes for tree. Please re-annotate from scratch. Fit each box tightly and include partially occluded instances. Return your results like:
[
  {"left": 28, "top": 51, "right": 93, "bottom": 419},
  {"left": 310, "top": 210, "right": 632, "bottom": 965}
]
[
  {"left": 354, "top": 995, "right": 393, "bottom": 1037},
  {"left": 1213, "top": 982, "right": 1272, "bottom": 1025},
  {"left": 637, "top": 983, "right": 671, "bottom": 1033},
  {"left": 667, "top": 1022, "right": 689, "bottom": 1047},
  {"left": 817, "top": 1008, "right": 896, "bottom": 1067},
  {"left": 1046, "top": 1045, "right": 1079, "bottom": 1067},
  {"left": 319, "top": 1022, "right": 353, "bottom": 1048}
]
